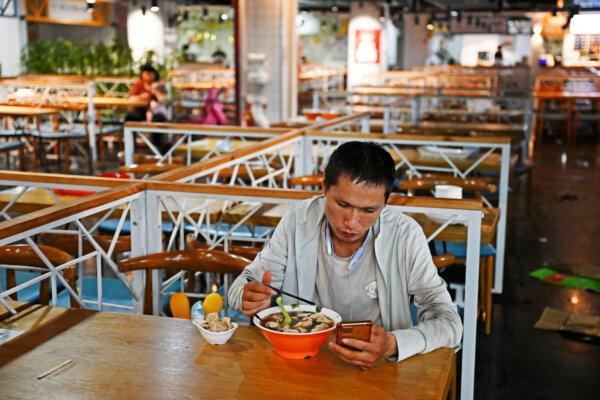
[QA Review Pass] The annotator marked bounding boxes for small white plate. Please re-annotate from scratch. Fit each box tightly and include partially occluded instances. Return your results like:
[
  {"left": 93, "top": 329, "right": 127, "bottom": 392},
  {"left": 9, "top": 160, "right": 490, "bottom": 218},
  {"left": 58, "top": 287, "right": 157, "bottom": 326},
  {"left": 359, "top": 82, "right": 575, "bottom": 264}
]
[{"left": 418, "top": 146, "right": 475, "bottom": 160}]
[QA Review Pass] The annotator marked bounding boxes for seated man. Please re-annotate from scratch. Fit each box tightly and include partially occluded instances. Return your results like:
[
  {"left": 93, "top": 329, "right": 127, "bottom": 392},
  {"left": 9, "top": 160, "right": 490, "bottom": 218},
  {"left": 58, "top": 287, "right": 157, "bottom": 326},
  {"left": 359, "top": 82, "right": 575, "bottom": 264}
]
[{"left": 228, "top": 141, "right": 462, "bottom": 368}]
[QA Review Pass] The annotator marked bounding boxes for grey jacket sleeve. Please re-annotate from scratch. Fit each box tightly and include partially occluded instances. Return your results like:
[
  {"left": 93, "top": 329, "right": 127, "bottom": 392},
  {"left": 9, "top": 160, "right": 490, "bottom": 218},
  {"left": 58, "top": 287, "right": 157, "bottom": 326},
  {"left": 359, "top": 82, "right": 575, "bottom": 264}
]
[
  {"left": 227, "top": 209, "right": 292, "bottom": 311},
  {"left": 390, "top": 223, "right": 463, "bottom": 362}
]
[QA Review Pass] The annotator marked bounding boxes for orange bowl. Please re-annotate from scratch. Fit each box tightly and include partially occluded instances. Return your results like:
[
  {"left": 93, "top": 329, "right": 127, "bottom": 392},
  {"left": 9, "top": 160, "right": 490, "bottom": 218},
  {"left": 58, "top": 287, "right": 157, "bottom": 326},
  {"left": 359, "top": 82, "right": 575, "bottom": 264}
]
[{"left": 254, "top": 305, "right": 341, "bottom": 359}]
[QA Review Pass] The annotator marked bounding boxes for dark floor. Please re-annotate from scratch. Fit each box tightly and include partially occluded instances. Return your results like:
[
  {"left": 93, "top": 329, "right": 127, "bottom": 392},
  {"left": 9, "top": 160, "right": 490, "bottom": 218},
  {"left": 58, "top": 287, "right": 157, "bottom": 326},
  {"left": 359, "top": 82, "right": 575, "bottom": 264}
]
[{"left": 474, "top": 139, "right": 600, "bottom": 399}]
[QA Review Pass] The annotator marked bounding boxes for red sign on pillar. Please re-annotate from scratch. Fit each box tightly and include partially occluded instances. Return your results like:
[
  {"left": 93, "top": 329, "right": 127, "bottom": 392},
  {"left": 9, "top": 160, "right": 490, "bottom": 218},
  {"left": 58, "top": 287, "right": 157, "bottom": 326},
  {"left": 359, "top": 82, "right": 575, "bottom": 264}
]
[{"left": 354, "top": 29, "right": 381, "bottom": 64}]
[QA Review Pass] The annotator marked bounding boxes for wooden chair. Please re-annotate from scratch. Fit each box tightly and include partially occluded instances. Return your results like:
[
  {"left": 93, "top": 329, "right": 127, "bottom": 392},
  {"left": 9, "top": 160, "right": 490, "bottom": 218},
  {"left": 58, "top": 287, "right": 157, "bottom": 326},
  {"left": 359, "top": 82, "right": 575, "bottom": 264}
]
[
  {"left": 217, "top": 167, "right": 270, "bottom": 180},
  {"left": 432, "top": 253, "right": 455, "bottom": 270},
  {"left": 0, "top": 244, "right": 78, "bottom": 307},
  {"left": 401, "top": 174, "right": 496, "bottom": 335},
  {"left": 38, "top": 232, "right": 132, "bottom": 259},
  {"left": 186, "top": 233, "right": 261, "bottom": 261},
  {"left": 117, "top": 249, "right": 250, "bottom": 315}
]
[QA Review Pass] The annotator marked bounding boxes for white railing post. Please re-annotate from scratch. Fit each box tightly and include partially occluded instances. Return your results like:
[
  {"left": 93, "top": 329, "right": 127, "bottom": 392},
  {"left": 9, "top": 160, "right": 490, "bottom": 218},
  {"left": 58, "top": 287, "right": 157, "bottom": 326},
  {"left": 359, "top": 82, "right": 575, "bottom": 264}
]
[
  {"left": 383, "top": 108, "right": 392, "bottom": 134},
  {"left": 87, "top": 79, "right": 97, "bottom": 165},
  {"left": 461, "top": 210, "right": 482, "bottom": 400},
  {"left": 129, "top": 191, "right": 148, "bottom": 314},
  {"left": 493, "top": 143, "right": 511, "bottom": 294},
  {"left": 360, "top": 115, "right": 370, "bottom": 133},
  {"left": 145, "top": 190, "right": 164, "bottom": 315},
  {"left": 123, "top": 126, "right": 135, "bottom": 167}
]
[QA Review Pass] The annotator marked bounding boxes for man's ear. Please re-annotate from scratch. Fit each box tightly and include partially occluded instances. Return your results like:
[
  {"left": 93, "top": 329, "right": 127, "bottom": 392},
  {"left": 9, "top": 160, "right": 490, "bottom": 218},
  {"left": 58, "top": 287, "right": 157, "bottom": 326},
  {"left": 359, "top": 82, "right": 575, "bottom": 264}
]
[{"left": 321, "top": 180, "right": 328, "bottom": 195}]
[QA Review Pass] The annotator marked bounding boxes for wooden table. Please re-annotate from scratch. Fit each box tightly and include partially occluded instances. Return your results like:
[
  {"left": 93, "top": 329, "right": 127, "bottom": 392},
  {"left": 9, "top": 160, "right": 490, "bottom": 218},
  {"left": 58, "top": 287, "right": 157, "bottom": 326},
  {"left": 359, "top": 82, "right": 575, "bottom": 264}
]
[
  {"left": 0, "top": 300, "right": 30, "bottom": 321},
  {"left": 397, "top": 148, "right": 518, "bottom": 174},
  {"left": 0, "top": 187, "right": 81, "bottom": 214},
  {"left": 59, "top": 96, "right": 149, "bottom": 110},
  {"left": 175, "top": 138, "right": 266, "bottom": 159},
  {"left": 0, "top": 305, "right": 455, "bottom": 400},
  {"left": 0, "top": 105, "right": 60, "bottom": 119},
  {"left": 533, "top": 90, "right": 600, "bottom": 144},
  {"left": 221, "top": 202, "right": 499, "bottom": 244},
  {"left": 409, "top": 208, "right": 498, "bottom": 244},
  {"left": 0, "top": 186, "right": 225, "bottom": 223}
]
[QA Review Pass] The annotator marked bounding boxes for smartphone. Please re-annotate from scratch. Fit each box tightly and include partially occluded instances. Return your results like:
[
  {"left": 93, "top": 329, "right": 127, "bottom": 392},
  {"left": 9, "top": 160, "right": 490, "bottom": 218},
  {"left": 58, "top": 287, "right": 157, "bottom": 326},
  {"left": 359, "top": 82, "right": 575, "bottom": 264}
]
[{"left": 335, "top": 321, "right": 373, "bottom": 348}]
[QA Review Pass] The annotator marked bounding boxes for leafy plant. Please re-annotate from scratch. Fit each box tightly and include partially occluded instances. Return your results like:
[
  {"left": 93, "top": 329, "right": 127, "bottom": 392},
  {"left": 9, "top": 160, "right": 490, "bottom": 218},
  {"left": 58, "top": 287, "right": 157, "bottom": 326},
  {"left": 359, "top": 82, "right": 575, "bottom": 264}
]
[{"left": 21, "top": 38, "right": 166, "bottom": 78}]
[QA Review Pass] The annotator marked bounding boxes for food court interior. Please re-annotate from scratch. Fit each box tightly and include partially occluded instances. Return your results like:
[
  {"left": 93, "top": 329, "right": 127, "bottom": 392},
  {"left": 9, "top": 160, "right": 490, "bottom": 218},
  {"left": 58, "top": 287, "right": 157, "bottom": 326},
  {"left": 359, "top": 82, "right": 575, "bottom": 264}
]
[{"left": 0, "top": 1, "right": 599, "bottom": 399}]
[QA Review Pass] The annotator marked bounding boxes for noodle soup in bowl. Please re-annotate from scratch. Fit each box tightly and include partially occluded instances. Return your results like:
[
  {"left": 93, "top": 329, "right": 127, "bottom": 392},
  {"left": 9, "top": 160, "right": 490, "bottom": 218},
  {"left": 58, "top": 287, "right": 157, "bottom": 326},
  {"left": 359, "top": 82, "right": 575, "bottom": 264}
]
[{"left": 254, "top": 304, "right": 342, "bottom": 359}]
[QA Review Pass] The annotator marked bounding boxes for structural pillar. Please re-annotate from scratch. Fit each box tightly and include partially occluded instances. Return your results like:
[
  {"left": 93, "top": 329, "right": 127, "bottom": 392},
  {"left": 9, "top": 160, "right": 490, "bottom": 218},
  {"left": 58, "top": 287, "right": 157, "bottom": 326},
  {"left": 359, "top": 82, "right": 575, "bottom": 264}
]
[{"left": 234, "top": 0, "right": 298, "bottom": 123}]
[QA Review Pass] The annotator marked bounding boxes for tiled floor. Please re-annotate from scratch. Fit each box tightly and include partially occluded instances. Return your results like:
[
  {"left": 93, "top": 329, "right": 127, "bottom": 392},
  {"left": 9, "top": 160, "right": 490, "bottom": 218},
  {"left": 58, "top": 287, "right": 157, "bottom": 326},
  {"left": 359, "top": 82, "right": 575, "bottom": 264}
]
[{"left": 473, "top": 139, "right": 600, "bottom": 399}]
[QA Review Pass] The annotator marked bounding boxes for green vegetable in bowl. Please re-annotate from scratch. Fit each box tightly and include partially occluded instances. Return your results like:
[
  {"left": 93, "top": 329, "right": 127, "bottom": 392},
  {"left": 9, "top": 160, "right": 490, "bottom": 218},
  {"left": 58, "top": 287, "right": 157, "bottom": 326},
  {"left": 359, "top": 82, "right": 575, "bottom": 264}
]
[{"left": 276, "top": 296, "right": 292, "bottom": 325}]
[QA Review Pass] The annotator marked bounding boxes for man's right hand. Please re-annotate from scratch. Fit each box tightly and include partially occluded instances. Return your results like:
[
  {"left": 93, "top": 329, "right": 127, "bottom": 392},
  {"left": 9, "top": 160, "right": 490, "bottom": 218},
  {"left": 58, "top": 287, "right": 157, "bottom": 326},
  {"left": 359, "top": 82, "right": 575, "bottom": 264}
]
[{"left": 241, "top": 271, "right": 276, "bottom": 316}]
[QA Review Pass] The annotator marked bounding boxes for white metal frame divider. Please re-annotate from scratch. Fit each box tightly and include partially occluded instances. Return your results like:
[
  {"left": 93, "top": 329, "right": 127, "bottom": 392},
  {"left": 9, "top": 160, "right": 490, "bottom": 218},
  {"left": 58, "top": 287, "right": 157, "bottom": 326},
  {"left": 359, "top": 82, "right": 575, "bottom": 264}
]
[{"left": 142, "top": 183, "right": 482, "bottom": 400}]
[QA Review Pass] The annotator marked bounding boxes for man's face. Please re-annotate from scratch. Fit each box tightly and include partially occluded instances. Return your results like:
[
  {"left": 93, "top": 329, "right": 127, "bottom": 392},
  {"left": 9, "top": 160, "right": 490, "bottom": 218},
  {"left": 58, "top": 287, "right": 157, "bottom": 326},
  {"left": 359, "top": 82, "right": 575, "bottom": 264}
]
[{"left": 323, "top": 174, "right": 386, "bottom": 246}]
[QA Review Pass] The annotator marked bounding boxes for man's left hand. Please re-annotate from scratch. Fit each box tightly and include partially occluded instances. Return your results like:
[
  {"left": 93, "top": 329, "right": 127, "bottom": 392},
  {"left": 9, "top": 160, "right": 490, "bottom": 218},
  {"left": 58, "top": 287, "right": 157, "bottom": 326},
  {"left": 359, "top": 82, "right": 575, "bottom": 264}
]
[{"left": 328, "top": 324, "right": 397, "bottom": 369}]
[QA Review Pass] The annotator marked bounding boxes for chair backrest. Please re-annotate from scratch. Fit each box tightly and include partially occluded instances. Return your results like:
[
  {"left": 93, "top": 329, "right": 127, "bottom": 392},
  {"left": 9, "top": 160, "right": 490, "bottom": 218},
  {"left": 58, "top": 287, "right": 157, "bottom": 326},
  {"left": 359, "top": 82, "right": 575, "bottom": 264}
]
[
  {"left": 0, "top": 244, "right": 77, "bottom": 307},
  {"left": 288, "top": 174, "right": 324, "bottom": 187},
  {"left": 432, "top": 253, "right": 455, "bottom": 269},
  {"left": 186, "top": 234, "right": 261, "bottom": 261},
  {"left": 216, "top": 167, "right": 270, "bottom": 180},
  {"left": 119, "top": 162, "right": 182, "bottom": 178},
  {"left": 117, "top": 249, "right": 250, "bottom": 315},
  {"left": 38, "top": 232, "right": 131, "bottom": 258}
]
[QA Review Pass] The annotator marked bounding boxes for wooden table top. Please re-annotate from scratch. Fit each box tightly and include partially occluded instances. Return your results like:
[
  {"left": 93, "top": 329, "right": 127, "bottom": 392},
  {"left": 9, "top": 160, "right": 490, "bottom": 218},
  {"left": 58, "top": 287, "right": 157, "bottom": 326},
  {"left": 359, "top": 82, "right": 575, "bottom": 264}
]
[
  {"left": 61, "top": 96, "right": 149, "bottom": 108},
  {"left": 0, "top": 105, "right": 60, "bottom": 117},
  {"left": 174, "top": 81, "right": 235, "bottom": 90},
  {"left": 222, "top": 202, "right": 498, "bottom": 244},
  {"left": 397, "top": 148, "right": 518, "bottom": 174},
  {"left": 6, "top": 96, "right": 148, "bottom": 110},
  {"left": 0, "top": 187, "right": 82, "bottom": 214},
  {"left": 175, "top": 138, "right": 267, "bottom": 158},
  {"left": 0, "top": 300, "right": 31, "bottom": 321},
  {"left": 0, "top": 305, "right": 454, "bottom": 400},
  {"left": 534, "top": 91, "right": 600, "bottom": 100},
  {"left": 408, "top": 208, "right": 498, "bottom": 244},
  {"left": 0, "top": 187, "right": 224, "bottom": 221}
]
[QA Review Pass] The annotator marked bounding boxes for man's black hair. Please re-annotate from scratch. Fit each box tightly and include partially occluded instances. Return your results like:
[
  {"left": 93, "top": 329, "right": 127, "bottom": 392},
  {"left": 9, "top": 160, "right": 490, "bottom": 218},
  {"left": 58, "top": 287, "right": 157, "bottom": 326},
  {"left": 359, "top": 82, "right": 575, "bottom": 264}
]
[
  {"left": 140, "top": 64, "right": 159, "bottom": 81},
  {"left": 324, "top": 141, "right": 395, "bottom": 201}
]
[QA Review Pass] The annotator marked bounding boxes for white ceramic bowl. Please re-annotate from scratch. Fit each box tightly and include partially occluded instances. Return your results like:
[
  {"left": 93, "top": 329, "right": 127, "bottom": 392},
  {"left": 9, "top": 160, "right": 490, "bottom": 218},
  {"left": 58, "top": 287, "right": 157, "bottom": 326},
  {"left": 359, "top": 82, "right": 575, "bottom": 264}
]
[{"left": 192, "top": 319, "right": 238, "bottom": 345}]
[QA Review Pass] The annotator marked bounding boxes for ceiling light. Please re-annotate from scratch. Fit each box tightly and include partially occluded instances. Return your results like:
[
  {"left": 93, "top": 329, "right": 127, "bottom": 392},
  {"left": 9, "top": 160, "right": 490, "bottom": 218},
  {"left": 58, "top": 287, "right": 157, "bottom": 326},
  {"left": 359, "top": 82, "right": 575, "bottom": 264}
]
[
  {"left": 150, "top": 0, "right": 159, "bottom": 12},
  {"left": 426, "top": 23, "right": 434, "bottom": 30},
  {"left": 450, "top": 10, "right": 458, "bottom": 18},
  {"left": 332, "top": 5, "right": 338, "bottom": 12}
]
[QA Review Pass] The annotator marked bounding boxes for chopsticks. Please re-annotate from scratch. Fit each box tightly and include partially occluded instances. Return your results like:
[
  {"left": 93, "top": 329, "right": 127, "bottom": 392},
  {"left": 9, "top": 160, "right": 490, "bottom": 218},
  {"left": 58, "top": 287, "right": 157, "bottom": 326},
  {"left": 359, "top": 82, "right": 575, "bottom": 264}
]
[
  {"left": 246, "top": 276, "right": 316, "bottom": 306},
  {"left": 37, "top": 359, "right": 73, "bottom": 380}
]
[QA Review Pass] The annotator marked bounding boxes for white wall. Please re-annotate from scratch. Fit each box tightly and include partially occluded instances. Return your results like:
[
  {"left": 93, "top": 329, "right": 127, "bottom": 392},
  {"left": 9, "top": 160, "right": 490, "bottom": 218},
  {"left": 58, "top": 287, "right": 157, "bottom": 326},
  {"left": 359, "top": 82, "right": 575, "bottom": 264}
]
[
  {"left": 0, "top": 17, "right": 27, "bottom": 77},
  {"left": 445, "top": 34, "right": 531, "bottom": 66}
]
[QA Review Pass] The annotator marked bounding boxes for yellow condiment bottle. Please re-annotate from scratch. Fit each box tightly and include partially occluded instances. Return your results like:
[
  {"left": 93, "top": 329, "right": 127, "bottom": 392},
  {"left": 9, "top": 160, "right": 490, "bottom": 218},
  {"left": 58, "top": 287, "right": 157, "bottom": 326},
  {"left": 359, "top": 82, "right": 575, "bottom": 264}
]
[
  {"left": 203, "top": 292, "right": 223, "bottom": 316},
  {"left": 170, "top": 292, "right": 191, "bottom": 319}
]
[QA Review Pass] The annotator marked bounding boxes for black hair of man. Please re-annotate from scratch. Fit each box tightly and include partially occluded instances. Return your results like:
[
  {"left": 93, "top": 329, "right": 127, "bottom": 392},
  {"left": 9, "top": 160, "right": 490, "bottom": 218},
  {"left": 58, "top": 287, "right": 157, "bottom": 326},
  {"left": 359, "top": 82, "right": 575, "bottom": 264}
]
[
  {"left": 140, "top": 64, "right": 160, "bottom": 81},
  {"left": 324, "top": 141, "right": 395, "bottom": 202}
]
